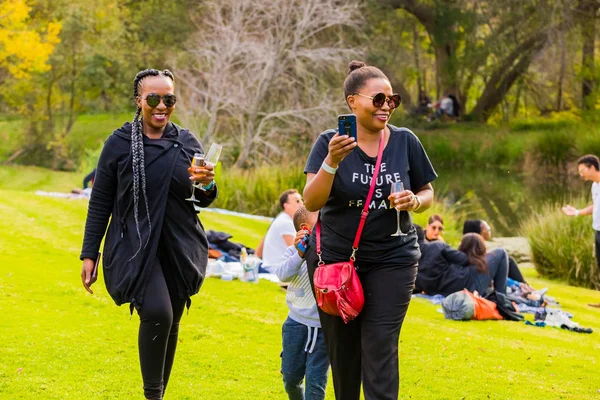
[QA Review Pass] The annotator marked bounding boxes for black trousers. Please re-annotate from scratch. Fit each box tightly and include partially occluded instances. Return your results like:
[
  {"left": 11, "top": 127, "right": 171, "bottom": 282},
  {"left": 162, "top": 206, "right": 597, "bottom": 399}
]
[
  {"left": 306, "top": 250, "right": 417, "bottom": 400},
  {"left": 137, "top": 258, "right": 186, "bottom": 400},
  {"left": 508, "top": 256, "right": 526, "bottom": 283}
]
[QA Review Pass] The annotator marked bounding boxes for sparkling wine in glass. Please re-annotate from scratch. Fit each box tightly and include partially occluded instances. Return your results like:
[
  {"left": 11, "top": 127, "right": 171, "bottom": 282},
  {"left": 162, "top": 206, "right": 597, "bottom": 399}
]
[
  {"left": 186, "top": 152, "right": 204, "bottom": 211},
  {"left": 390, "top": 180, "right": 407, "bottom": 237}
]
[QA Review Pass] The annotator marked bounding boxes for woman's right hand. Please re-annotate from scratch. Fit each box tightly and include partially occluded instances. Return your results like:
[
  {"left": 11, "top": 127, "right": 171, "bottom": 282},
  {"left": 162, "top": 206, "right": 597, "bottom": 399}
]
[
  {"left": 81, "top": 258, "right": 97, "bottom": 294},
  {"left": 326, "top": 132, "right": 357, "bottom": 167}
]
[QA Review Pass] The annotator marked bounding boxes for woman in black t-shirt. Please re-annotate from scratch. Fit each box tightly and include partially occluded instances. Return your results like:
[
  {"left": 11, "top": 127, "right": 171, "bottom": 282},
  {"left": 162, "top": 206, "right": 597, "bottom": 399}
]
[{"left": 303, "top": 61, "right": 437, "bottom": 400}]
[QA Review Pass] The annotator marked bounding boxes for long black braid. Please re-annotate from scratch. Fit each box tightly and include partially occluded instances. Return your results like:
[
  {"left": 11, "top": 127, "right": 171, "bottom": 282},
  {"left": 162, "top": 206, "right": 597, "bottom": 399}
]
[{"left": 130, "top": 69, "right": 175, "bottom": 259}]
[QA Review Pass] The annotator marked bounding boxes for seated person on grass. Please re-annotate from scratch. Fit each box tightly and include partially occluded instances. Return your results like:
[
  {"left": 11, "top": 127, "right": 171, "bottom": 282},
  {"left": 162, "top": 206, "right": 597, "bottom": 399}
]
[
  {"left": 425, "top": 214, "right": 445, "bottom": 242},
  {"left": 415, "top": 224, "right": 450, "bottom": 295},
  {"left": 463, "top": 219, "right": 531, "bottom": 288},
  {"left": 436, "top": 233, "right": 509, "bottom": 297},
  {"left": 256, "top": 189, "right": 304, "bottom": 273},
  {"left": 71, "top": 168, "right": 97, "bottom": 197},
  {"left": 268, "top": 207, "right": 329, "bottom": 400}
]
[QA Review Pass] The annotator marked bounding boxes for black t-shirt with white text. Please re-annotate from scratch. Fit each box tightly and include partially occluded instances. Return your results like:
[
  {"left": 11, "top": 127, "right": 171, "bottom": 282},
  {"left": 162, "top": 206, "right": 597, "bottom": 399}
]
[{"left": 304, "top": 125, "right": 437, "bottom": 267}]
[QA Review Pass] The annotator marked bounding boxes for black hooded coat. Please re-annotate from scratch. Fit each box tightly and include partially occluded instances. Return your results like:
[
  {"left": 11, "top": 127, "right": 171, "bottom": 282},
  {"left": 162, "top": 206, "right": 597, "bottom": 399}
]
[{"left": 80, "top": 122, "right": 216, "bottom": 309}]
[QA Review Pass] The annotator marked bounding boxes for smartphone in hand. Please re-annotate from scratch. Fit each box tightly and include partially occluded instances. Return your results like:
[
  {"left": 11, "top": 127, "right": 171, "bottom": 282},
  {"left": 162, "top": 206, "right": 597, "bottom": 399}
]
[
  {"left": 296, "top": 231, "right": 311, "bottom": 253},
  {"left": 338, "top": 114, "right": 357, "bottom": 140},
  {"left": 92, "top": 252, "right": 101, "bottom": 280}
]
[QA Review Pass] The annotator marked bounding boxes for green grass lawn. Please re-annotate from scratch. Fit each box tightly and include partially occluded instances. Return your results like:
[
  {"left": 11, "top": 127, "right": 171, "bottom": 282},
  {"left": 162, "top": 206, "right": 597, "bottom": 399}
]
[{"left": 1, "top": 167, "right": 600, "bottom": 399}]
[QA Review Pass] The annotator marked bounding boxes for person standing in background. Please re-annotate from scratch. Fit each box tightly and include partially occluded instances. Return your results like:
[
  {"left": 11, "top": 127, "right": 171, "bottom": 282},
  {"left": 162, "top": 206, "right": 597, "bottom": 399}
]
[{"left": 562, "top": 154, "right": 600, "bottom": 307}]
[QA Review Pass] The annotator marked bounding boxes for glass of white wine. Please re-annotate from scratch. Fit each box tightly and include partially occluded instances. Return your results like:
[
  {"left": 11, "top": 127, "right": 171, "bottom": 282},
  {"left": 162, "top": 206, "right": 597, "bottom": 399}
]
[
  {"left": 390, "top": 180, "right": 408, "bottom": 237},
  {"left": 186, "top": 152, "right": 204, "bottom": 211}
]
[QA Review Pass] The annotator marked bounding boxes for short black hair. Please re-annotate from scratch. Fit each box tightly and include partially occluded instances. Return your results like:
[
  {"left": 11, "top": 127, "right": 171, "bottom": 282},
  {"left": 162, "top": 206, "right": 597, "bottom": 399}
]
[
  {"left": 577, "top": 154, "right": 600, "bottom": 171},
  {"left": 293, "top": 207, "right": 313, "bottom": 231},
  {"left": 279, "top": 189, "right": 298, "bottom": 210},
  {"left": 463, "top": 219, "right": 482, "bottom": 235}
]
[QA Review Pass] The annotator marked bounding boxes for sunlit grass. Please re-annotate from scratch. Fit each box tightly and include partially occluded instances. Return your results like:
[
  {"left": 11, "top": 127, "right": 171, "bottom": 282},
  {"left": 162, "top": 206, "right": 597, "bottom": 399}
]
[{"left": 0, "top": 168, "right": 599, "bottom": 399}]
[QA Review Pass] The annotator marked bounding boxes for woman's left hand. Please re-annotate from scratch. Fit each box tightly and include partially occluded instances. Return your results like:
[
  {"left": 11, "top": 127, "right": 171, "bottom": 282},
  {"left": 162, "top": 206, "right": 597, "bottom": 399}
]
[
  {"left": 188, "top": 164, "right": 215, "bottom": 186},
  {"left": 388, "top": 190, "right": 418, "bottom": 211}
]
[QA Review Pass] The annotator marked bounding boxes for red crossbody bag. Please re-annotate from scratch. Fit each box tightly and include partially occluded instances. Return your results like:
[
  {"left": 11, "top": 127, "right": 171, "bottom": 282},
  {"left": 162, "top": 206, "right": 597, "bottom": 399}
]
[{"left": 313, "top": 132, "right": 385, "bottom": 323}]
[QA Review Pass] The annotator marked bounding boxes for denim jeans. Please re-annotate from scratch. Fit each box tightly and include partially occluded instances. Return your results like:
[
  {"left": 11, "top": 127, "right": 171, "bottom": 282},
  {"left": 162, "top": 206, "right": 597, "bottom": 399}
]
[
  {"left": 470, "top": 248, "right": 509, "bottom": 295},
  {"left": 281, "top": 317, "right": 329, "bottom": 400}
]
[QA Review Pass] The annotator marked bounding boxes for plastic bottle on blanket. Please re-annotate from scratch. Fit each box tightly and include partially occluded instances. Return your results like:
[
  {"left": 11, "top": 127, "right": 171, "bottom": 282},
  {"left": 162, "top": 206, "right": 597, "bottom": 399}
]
[{"left": 240, "top": 247, "right": 259, "bottom": 283}]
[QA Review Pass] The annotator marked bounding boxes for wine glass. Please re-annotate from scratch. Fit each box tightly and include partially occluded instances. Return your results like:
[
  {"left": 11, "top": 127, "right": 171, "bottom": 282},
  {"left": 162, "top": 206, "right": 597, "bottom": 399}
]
[
  {"left": 390, "top": 180, "right": 407, "bottom": 237},
  {"left": 186, "top": 152, "right": 204, "bottom": 211},
  {"left": 205, "top": 143, "right": 223, "bottom": 167}
]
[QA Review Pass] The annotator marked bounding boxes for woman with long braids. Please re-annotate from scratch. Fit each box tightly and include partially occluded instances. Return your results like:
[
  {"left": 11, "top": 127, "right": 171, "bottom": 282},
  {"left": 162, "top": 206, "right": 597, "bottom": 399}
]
[{"left": 80, "top": 69, "right": 217, "bottom": 399}]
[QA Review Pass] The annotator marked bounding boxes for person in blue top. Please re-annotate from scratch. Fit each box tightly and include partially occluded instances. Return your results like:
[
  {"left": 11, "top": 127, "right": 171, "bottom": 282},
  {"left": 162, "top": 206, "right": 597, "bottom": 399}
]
[{"left": 302, "top": 60, "right": 437, "bottom": 400}]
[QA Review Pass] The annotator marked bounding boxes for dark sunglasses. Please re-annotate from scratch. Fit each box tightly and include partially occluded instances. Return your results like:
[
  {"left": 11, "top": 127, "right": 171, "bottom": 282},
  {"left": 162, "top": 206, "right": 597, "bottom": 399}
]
[
  {"left": 354, "top": 92, "right": 401, "bottom": 109},
  {"left": 144, "top": 93, "right": 177, "bottom": 108}
]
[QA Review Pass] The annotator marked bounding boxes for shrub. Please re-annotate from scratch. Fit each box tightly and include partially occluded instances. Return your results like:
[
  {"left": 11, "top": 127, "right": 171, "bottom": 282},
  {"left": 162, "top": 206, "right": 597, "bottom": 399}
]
[
  {"left": 578, "top": 131, "right": 600, "bottom": 158},
  {"left": 521, "top": 200, "right": 599, "bottom": 289},
  {"left": 213, "top": 163, "right": 306, "bottom": 216},
  {"left": 528, "top": 129, "right": 577, "bottom": 169},
  {"left": 509, "top": 112, "right": 581, "bottom": 132}
]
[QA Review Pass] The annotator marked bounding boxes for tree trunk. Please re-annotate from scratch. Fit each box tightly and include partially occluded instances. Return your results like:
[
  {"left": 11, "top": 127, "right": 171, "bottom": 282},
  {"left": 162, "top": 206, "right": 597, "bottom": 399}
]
[
  {"left": 46, "top": 73, "right": 56, "bottom": 136},
  {"left": 556, "top": 36, "right": 566, "bottom": 111},
  {"left": 469, "top": 33, "right": 548, "bottom": 122},
  {"left": 383, "top": 0, "right": 457, "bottom": 95},
  {"left": 513, "top": 79, "right": 523, "bottom": 118},
  {"left": 412, "top": 21, "right": 422, "bottom": 99},
  {"left": 202, "top": 100, "right": 219, "bottom": 144},
  {"left": 579, "top": 0, "right": 598, "bottom": 109},
  {"left": 234, "top": 57, "right": 280, "bottom": 168},
  {"left": 64, "top": 53, "right": 78, "bottom": 137},
  {"left": 434, "top": 41, "right": 457, "bottom": 95}
]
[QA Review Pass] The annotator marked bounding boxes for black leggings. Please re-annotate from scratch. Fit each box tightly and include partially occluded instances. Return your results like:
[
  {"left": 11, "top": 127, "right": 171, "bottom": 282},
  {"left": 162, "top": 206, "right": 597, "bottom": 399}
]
[
  {"left": 306, "top": 250, "right": 417, "bottom": 400},
  {"left": 508, "top": 256, "right": 526, "bottom": 283},
  {"left": 137, "top": 258, "right": 186, "bottom": 400}
]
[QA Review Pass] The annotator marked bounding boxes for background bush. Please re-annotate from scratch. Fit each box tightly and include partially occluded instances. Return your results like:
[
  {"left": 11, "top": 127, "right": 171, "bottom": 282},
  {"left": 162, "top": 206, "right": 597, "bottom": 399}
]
[{"left": 521, "top": 198, "right": 600, "bottom": 289}]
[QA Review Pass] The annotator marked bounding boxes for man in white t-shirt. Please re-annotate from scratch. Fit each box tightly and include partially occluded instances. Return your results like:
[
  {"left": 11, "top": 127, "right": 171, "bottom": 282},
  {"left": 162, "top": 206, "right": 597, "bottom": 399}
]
[
  {"left": 257, "top": 189, "right": 304, "bottom": 271},
  {"left": 562, "top": 154, "right": 600, "bottom": 307},
  {"left": 440, "top": 96, "right": 454, "bottom": 117}
]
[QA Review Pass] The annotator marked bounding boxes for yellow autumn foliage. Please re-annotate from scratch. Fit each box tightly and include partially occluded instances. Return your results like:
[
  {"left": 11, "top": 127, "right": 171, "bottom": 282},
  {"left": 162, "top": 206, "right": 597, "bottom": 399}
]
[{"left": 0, "top": 0, "right": 61, "bottom": 78}]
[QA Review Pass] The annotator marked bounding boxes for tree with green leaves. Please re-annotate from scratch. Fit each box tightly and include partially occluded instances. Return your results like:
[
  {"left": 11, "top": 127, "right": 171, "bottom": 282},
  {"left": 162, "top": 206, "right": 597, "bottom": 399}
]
[{"left": 382, "top": 0, "right": 572, "bottom": 121}]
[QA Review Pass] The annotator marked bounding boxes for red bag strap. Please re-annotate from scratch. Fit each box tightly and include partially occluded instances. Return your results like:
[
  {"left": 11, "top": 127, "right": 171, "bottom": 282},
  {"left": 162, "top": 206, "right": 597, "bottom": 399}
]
[{"left": 316, "top": 131, "right": 386, "bottom": 263}]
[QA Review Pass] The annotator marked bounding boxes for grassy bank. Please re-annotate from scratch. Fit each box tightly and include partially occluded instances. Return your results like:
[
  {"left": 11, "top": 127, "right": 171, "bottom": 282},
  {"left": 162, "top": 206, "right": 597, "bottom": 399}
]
[
  {"left": 1, "top": 170, "right": 600, "bottom": 399},
  {"left": 0, "top": 113, "right": 132, "bottom": 166}
]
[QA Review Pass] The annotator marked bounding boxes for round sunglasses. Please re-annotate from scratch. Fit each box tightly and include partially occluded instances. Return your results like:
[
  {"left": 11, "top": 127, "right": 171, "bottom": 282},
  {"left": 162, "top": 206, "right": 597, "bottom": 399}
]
[
  {"left": 143, "top": 93, "right": 177, "bottom": 108},
  {"left": 354, "top": 92, "right": 401, "bottom": 109}
]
